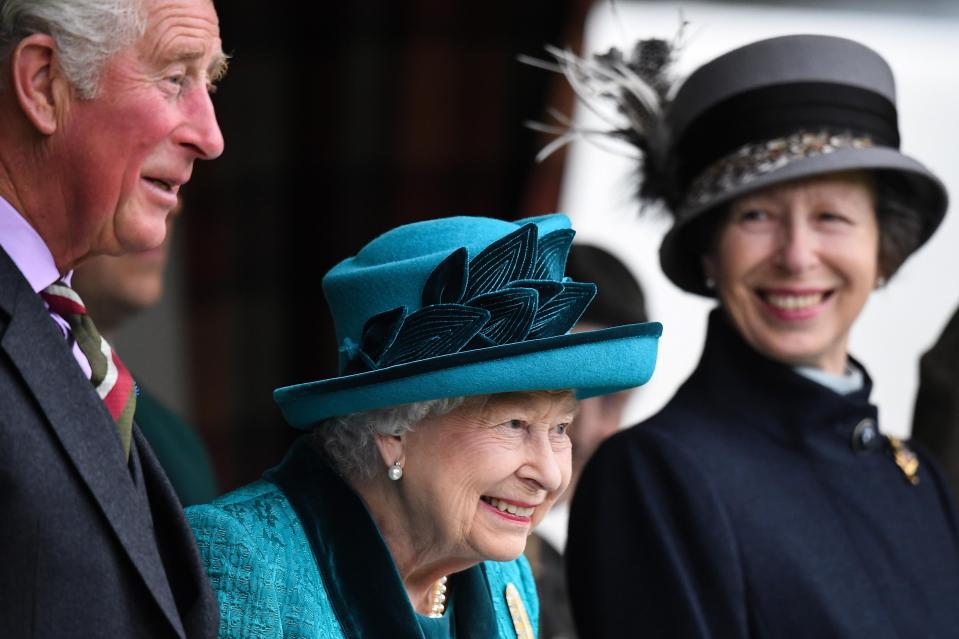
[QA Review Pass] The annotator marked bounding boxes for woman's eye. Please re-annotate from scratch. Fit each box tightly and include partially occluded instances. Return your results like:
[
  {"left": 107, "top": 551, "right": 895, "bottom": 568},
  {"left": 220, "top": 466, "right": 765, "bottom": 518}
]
[
  {"left": 499, "top": 419, "right": 523, "bottom": 430},
  {"left": 817, "top": 211, "right": 848, "bottom": 223},
  {"left": 738, "top": 209, "right": 769, "bottom": 222},
  {"left": 553, "top": 423, "right": 569, "bottom": 436}
]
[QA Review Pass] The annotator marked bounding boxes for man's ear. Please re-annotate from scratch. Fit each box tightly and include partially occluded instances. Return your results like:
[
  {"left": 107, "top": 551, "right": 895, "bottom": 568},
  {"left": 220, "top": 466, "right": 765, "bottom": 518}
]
[
  {"left": 373, "top": 432, "right": 405, "bottom": 472},
  {"left": 11, "top": 33, "right": 68, "bottom": 135}
]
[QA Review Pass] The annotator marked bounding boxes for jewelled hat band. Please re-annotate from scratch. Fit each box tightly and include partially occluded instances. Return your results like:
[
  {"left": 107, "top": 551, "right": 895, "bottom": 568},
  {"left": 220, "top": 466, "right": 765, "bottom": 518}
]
[
  {"left": 672, "top": 81, "right": 899, "bottom": 192},
  {"left": 678, "top": 130, "right": 875, "bottom": 216}
]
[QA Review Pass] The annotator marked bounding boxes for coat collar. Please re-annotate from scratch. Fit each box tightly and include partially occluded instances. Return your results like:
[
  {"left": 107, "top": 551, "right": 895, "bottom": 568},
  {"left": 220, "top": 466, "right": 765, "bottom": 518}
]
[
  {"left": 690, "top": 308, "right": 877, "bottom": 451},
  {"left": 0, "top": 246, "right": 186, "bottom": 637},
  {"left": 266, "top": 438, "right": 499, "bottom": 639}
]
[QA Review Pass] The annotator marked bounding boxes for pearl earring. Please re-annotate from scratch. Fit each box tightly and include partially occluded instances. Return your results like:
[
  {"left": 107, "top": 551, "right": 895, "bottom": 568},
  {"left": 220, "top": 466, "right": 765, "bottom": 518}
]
[
  {"left": 705, "top": 277, "right": 716, "bottom": 290},
  {"left": 875, "top": 276, "right": 887, "bottom": 289},
  {"left": 388, "top": 459, "right": 403, "bottom": 481}
]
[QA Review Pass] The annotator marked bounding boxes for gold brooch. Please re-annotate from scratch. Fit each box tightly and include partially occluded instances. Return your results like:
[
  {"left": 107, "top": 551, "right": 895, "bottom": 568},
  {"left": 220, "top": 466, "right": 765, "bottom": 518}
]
[
  {"left": 888, "top": 436, "right": 920, "bottom": 485},
  {"left": 505, "top": 583, "right": 535, "bottom": 639}
]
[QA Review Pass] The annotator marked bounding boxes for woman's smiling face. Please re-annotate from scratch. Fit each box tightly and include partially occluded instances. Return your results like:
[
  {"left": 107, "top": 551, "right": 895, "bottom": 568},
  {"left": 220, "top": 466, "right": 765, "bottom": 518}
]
[
  {"left": 397, "top": 391, "right": 575, "bottom": 565},
  {"left": 702, "top": 172, "right": 881, "bottom": 374}
]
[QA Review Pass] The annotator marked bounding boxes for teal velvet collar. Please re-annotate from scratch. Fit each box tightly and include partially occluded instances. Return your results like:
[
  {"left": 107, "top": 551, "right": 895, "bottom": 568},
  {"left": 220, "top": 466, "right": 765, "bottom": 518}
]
[{"left": 265, "top": 438, "right": 499, "bottom": 638}]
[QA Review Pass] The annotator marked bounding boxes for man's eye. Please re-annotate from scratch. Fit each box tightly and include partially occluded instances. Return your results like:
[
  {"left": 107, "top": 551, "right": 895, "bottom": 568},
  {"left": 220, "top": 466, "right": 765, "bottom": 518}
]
[{"left": 164, "top": 74, "right": 190, "bottom": 95}]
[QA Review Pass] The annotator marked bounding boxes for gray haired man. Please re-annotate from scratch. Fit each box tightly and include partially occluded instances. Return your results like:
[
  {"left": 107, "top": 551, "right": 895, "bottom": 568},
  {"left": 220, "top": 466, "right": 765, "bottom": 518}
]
[{"left": 0, "top": 0, "right": 225, "bottom": 636}]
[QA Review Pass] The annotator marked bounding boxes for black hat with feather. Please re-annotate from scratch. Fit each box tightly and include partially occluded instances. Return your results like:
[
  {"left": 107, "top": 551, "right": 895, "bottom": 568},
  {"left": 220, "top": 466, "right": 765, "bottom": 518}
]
[{"left": 533, "top": 34, "right": 947, "bottom": 296}]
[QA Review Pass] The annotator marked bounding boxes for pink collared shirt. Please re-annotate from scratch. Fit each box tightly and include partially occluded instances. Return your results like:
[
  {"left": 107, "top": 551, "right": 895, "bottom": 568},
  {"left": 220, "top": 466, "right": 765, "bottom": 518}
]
[{"left": 0, "top": 196, "right": 92, "bottom": 378}]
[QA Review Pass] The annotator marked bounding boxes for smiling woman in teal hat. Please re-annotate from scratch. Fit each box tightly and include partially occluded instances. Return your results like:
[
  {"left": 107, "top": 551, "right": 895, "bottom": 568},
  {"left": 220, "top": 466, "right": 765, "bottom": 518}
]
[{"left": 186, "top": 213, "right": 661, "bottom": 638}]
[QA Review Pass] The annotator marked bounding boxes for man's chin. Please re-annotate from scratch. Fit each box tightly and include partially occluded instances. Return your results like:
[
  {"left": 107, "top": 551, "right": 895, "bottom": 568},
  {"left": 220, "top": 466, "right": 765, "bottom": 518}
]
[{"left": 115, "top": 214, "right": 171, "bottom": 254}]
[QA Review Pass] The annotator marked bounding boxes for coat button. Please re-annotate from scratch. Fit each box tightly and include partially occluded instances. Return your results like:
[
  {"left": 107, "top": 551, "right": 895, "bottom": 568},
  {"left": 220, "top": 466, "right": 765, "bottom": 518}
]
[{"left": 851, "top": 418, "right": 880, "bottom": 453}]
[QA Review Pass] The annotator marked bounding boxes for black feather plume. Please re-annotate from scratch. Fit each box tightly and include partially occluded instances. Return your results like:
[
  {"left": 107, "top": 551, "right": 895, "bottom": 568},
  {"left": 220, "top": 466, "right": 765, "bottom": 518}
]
[{"left": 521, "top": 24, "right": 687, "bottom": 211}]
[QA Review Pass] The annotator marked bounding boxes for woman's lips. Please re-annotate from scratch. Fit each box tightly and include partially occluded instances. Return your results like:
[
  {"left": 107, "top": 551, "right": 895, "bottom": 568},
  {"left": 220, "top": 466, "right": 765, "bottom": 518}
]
[
  {"left": 757, "top": 288, "right": 832, "bottom": 320},
  {"left": 480, "top": 496, "right": 535, "bottom": 522}
]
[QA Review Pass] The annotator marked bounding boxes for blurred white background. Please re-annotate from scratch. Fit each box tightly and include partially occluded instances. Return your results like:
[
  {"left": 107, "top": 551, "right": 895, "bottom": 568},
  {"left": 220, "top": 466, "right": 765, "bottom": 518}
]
[{"left": 562, "top": 1, "right": 959, "bottom": 437}]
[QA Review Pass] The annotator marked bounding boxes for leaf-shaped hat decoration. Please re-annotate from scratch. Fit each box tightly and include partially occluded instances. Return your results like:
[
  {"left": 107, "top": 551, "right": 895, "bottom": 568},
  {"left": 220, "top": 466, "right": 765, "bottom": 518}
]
[
  {"left": 422, "top": 248, "right": 468, "bottom": 306},
  {"left": 463, "top": 224, "right": 538, "bottom": 301},
  {"left": 342, "top": 347, "right": 377, "bottom": 376},
  {"left": 531, "top": 228, "right": 575, "bottom": 281},
  {"left": 359, "top": 306, "right": 407, "bottom": 364},
  {"left": 378, "top": 304, "right": 490, "bottom": 368},
  {"left": 512, "top": 279, "right": 564, "bottom": 308},
  {"left": 528, "top": 281, "right": 597, "bottom": 340},
  {"left": 341, "top": 219, "right": 603, "bottom": 373},
  {"left": 468, "top": 288, "right": 539, "bottom": 345}
]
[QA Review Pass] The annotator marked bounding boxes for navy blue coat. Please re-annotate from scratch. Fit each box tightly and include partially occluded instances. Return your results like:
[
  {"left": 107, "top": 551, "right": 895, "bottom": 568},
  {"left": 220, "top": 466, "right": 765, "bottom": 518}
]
[{"left": 567, "top": 310, "right": 959, "bottom": 638}]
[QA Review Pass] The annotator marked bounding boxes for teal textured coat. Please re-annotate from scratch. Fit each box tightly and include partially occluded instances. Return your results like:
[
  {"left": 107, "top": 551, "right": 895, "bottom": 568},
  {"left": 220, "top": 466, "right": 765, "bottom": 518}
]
[{"left": 187, "top": 439, "right": 539, "bottom": 638}]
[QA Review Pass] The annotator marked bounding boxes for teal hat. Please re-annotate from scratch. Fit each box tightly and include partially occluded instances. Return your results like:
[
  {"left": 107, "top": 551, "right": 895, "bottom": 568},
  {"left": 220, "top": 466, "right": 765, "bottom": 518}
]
[{"left": 274, "top": 214, "right": 662, "bottom": 428}]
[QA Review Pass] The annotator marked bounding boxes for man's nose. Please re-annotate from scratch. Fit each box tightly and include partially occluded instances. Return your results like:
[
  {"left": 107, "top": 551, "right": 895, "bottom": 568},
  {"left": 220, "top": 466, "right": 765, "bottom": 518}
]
[{"left": 180, "top": 88, "right": 225, "bottom": 161}]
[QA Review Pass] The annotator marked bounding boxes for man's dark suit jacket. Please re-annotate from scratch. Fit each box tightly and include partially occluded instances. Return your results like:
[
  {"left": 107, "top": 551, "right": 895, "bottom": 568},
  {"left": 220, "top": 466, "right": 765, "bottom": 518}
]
[{"left": 0, "top": 246, "right": 218, "bottom": 638}]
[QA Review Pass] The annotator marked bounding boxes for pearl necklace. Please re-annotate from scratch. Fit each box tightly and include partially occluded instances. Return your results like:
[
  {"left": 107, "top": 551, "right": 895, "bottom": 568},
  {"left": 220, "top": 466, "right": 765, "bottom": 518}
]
[{"left": 428, "top": 576, "right": 448, "bottom": 618}]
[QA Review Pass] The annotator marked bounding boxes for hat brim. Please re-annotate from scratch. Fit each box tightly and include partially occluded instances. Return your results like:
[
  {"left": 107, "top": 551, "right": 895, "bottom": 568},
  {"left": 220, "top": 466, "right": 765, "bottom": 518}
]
[
  {"left": 274, "top": 322, "right": 662, "bottom": 429},
  {"left": 660, "top": 146, "right": 948, "bottom": 296}
]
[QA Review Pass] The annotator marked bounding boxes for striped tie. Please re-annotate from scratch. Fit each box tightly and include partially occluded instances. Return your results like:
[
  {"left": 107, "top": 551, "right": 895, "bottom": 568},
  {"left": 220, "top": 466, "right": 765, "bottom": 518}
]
[{"left": 41, "top": 281, "right": 136, "bottom": 459}]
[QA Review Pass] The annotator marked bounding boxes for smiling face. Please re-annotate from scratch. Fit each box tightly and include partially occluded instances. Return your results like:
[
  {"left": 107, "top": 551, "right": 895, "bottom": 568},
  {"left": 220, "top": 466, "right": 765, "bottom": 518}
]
[
  {"left": 702, "top": 172, "right": 881, "bottom": 374},
  {"left": 51, "top": 0, "right": 225, "bottom": 263},
  {"left": 397, "top": 391, "right": 575, "bottom": 565}
]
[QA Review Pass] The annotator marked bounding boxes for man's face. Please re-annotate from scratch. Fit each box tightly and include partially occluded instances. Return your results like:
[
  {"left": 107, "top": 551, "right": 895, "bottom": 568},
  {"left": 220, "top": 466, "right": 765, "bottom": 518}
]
[{"left": 54, "top": 0, "right": 225, "bottom": 261}]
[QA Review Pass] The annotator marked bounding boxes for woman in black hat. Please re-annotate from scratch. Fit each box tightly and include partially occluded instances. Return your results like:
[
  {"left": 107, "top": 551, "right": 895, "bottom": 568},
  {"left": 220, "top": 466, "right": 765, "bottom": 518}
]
[{"left": 545, "top": 34, "right": 959, "bottom": 637}]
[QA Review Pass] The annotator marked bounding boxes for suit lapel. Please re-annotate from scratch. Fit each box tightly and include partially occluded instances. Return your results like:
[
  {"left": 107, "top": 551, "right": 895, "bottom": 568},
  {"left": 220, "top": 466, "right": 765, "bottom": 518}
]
[
  {"left": 133, "top": 425, "right": 219, "bottom": 637},
  {"left": 0, "top": 249, "right": 186, "bottom": 638}
]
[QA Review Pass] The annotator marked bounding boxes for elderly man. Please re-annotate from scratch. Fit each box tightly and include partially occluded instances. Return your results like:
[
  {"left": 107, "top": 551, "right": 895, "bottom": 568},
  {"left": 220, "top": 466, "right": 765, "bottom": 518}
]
[{"left": 0, "top": 0, "right": 225, "bottom": 637}]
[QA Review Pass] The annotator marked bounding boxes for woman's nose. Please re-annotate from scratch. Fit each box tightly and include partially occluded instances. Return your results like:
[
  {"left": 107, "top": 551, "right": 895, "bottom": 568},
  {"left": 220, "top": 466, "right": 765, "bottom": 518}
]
[
  {"left": 520, "top": 432, "right": 564, "bottom": 493},
  {"left": 775, "top": 220, "right": 819, "bottom": 274}
]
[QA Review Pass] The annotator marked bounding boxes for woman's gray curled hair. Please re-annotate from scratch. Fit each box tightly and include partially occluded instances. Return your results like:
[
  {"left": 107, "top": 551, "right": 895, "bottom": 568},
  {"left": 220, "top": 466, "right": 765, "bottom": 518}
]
[
  {"left": 313, "top": 397, "right": 466, "bottom": 481},
  {"left": 0, "top": 0, "right": 146, "bottom": 99}
]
